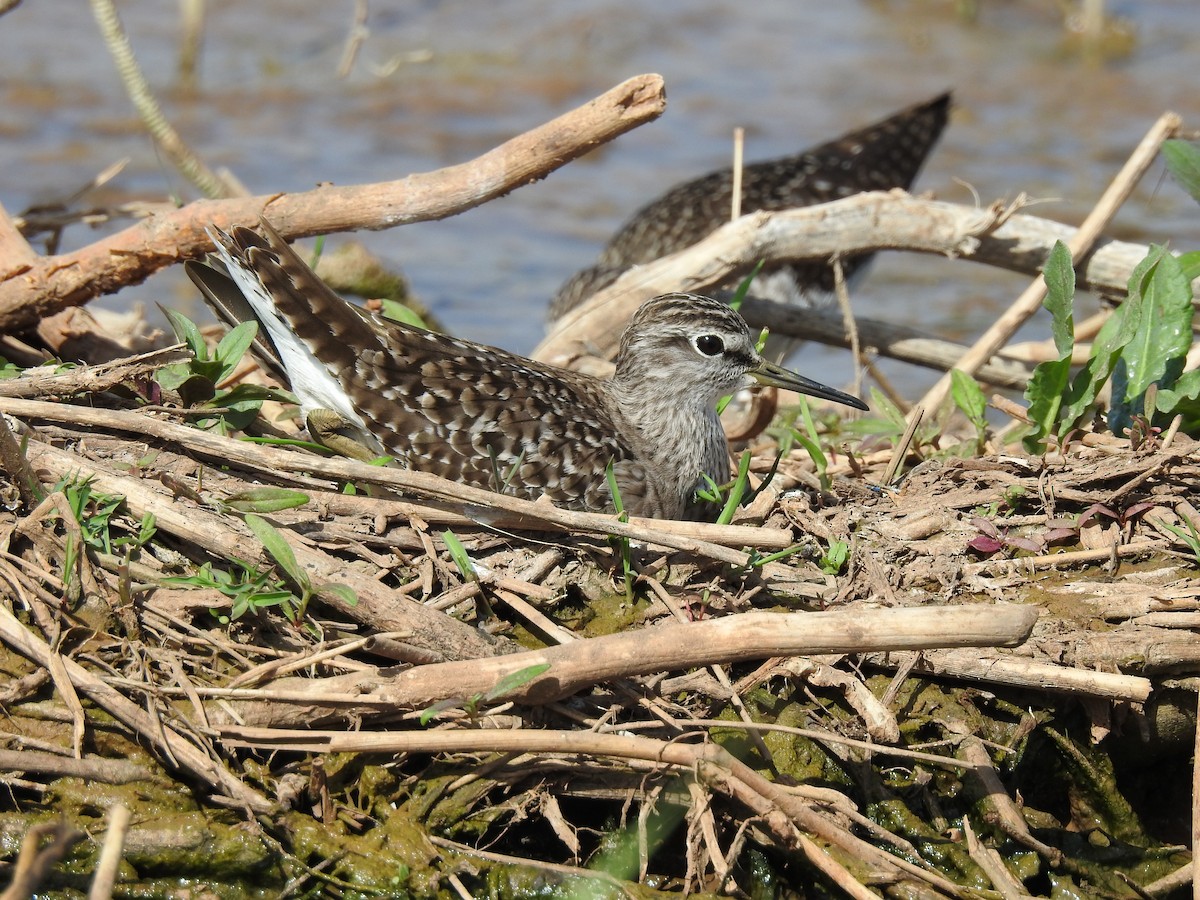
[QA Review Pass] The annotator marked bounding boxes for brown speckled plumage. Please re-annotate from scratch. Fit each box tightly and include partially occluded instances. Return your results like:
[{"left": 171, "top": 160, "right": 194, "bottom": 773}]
[
  {"left": 550, "top": 92, "right": 951, "bottom": 319},
  {"left": 186, "top": 221, "right": 865, "bottom": 520}
]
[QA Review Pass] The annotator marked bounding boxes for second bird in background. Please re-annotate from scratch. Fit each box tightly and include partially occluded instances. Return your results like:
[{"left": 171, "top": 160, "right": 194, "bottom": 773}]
[{"left": 549, "top": 92, "right": 952, "bottom": 361}]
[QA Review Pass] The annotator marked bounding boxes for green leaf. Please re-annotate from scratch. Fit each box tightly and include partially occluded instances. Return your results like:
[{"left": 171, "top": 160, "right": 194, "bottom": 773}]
[
  {"left": 820, "top": 540, "right": 849, "bottom": 575},
  {"left": 162, "top": 307, "right": 210, "bottom": 360},
  {"left": 1042, "top": 241, "right": 1075, "bottom": 358},
  {"left": 715, "top": 451, "right": 751, "bottom": 525},
  {"left": 484, "top": 663, "right": 551, "bottom": 702},
  {"left": 789, "top": 429, "right": 827, "bottom": 473},
  {"left": 244, "top": 513, "right": 307, "bottom": 589},
  {"left": 223, "top": 487, "right": 311, "bottom": 513},
  {"left": 949, "top": 369, "right": 987, "bottom": 428},
  {"left": 1118, "top": 248, "right": 1192, "bottom": 401},
  {"left": 604, "top": 460, "right": 626, "bottom": 518},
  {"left": 213, "top": 320, "right": 259, "bottom": 381},
  {"left": 441, "top": 530, "right": 477, "bottom": 581},
  {"left": 1023, "top": 357, "right": 1073, "bottom": 451},
  {"left": 318, "top": 582, "right": 358, "bottom": 607},
  {"left": 1154, "top": 369, "right": 1200, "bottom": 433},
  {"left": 378, "top": 298, "right": 428, "bottom": 330},
  {"left": 1162, "top": 139, "right": 1200, "bottom": 205},
  {"left": 1178, "top": 251, "right": 1200, "bottom": 285},
  {"left": 729, "top": 260, "right": 766, "bottom": 310}
]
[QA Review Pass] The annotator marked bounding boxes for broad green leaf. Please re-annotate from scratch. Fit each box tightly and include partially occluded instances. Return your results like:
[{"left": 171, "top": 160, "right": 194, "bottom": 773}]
[
  {"left": 1162, "top": 139, "right": 1200, "bottom": 205},
  {"left": 1154, "top": 369, "right": 1200, "bottom": 433},
  {"left": 319, "top": 583, "right": 358, "bottom": 607},
  {"left": 244, "top": 513, "right": 307, "bottom": 588},
  {"left": 1023, "top": 357, "right": 1072, "bottom": 451},
  {"left": 1042, "top": 240, "right": 1076, "bottom": 357},
  {"left": 214, "top": 320, "right": 259, "bottom": 381},
  {"left": 161, "top": 307, "right": 210, "bottom": 360},
  {"left": 1178, "top": 251, "right": 1200, "bottom": 285},
  {"left": 1117, "top": 248, "right": 1192, "bottom": 400},
  {"left": 379, "top": 297, "right": 428, "bottom": 330}
]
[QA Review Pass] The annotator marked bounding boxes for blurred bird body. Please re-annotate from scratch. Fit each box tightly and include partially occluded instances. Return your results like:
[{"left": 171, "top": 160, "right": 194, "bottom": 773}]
[{"left": 550, "top": 92, "right": 952, "bottom": 347}]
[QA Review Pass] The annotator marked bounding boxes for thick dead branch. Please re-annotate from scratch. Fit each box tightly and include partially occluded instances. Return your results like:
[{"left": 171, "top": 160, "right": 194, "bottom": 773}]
[
  {"left": 212, "top": 604, "right": 1037, "bottom": 726},
  {"left": 533, "top": 193, "right": 1163, "bottom": 366},
  {"left": 0, "top": 73, "right": 667, "bottom": 332}
]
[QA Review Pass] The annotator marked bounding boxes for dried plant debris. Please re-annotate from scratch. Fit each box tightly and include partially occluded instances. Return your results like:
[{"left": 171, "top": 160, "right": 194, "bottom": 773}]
[{"left": 0, "top": 339, "right": 1197, "bottom": 898}]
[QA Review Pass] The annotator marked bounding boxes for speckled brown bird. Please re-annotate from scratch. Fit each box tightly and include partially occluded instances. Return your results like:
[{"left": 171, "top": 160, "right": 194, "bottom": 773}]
[
  {"left": 186, "top": 220, "right": 866, "bottom": 520},
  {"left": 550, "top": 92, "right": 951, "bottom": 327}
]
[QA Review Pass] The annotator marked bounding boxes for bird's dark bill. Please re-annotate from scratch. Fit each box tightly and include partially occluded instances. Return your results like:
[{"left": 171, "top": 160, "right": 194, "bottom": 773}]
[{"left": 750, "top": 360, "right": 868, "bottom": 411}]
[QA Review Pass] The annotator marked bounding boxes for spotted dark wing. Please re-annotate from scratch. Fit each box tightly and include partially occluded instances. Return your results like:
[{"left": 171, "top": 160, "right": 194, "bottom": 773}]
[
  {"left": 213, "top": 220, "right": 638, "bottom": 511},
  {"left": 346, "top": 323, "right": 639, "bottom": 510}
]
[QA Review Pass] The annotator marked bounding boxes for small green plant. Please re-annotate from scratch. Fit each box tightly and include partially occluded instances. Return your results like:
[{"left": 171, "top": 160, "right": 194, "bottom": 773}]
[
  {"left": 51, "top": 475, "right": 157, "bottom": 558},
  {"left": 166, "top": 557, "right": 296, "bottom": 623},
  {"left": 243, "top": 514, "right": 356, "bottom": 626},
  {"left": 419, "top": 663, "right": 551, "bottom": 725},
  {"left": 486, "top": 447, "right": 526, "bottom": 496},
  {"left": 442, "top": 528, "right": 493, "bottom": 619},
  {"left": 786, "top": 399, "right": 832, "bottom": 492},
  {"left": 167, "top": 514, "right": 356, "bottom": 627},
  {"left": 950, "top": 368, "right": 989, "bottom": 454},
  {"left": 818, "top": 539, "right": 850, "bottom": 575},
  {"left": 155, "top": 309, "right": 291, "bottom": 434},
  {"left": 1023, "top": 237, "right": 1199, "bottom": 449},
  {"left": 1161, "top": 516, "right": 1200, "bottom": 566},
  {"left": 604, "top": 462, "right": 635, "bottom": 600},
  {"left": 743, "top": 543, "right": 810, "bottom": 569}
]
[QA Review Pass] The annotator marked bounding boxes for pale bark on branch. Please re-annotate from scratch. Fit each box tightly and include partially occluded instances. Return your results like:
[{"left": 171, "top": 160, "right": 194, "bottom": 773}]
[
  {"left": 211, "top": 603, "right": 1037, "bottom": 727},
  {"left": 533, "top": 192, "right": 1160, "bottom": 366},
  {"left": 0, "top": 73, "right": 667, "bottom": 332}
]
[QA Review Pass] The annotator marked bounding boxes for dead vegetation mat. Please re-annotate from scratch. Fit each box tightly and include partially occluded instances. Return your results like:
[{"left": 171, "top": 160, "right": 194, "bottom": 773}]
[{"left": 0, "top": 388, "right": 1197, "bottom": 899}]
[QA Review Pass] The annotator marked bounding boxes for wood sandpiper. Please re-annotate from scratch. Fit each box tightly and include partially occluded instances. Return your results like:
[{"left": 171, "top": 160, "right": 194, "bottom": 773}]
[{"left": 186, "top": 220, "right": 866, "bottom": 520}]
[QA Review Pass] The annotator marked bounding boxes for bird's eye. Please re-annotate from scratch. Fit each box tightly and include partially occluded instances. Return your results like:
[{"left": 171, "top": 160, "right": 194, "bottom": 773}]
[{"left": 695, "top": 334, "right": 725, "bottom": 356}]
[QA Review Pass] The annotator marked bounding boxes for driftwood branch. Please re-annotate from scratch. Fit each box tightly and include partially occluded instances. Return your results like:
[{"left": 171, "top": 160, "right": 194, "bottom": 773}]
[
  {"left": 532, "top": 192, "right": 1164, "bottom": 366},
  {"left": 214, "top": 604, "right": 1038, "bottom": 727},
  {"left": 0, "top": 73, "right": 667, "bottom": 332}
]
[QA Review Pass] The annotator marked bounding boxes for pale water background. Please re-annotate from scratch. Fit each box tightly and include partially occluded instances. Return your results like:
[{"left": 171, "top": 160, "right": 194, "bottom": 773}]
[{"left": 1, "top": 1, "right": 1197, "bottom": 393}]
